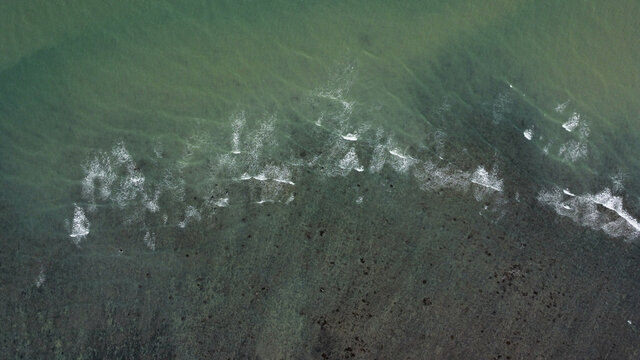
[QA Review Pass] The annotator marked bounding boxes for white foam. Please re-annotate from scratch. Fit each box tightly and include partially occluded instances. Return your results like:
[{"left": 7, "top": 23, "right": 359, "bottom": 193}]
[
  {"left": 413, "top": 160, "right": 504, "bottom": 204},
  {"left": 523, "top": 128, "right": 533, "bottom": 140},
  {"left": 240, "top": 164, "right": 296, "bottom": 204},
  {"left": 315, "top": 113, "right": 324, "bottom": 127},
  {"left": 143, "top": 231, "right": 156, "bottom": 250},
  {"left": 267, "top": 164, "right": 295, "bottom": 185},
  {"left": 231, "top": 111, "right": 245, "bottom": 154},
  {"left": 558, "top": 113, "right": 590, "bottom": 162},
  {"left": 389, "top": 149, "right": 409, "bottom": 159},
  {"left": 247, "top": 117, "right": 277, "bottom": 166},
  {"left": 555, "top": 101, "right": 569, "bottom": 113},
  {"left": 214, "top": 197, "right": 229, "bottom": 207},
  {"left": 537, "top": 187, "right": 640, "bottom": 240},
  {"left": 413, "top": 161, "right": 471, "bottom": 192},
  {"left": 82, "top": 154, "right": 117, "bottom": 210},
  {"left": 388, "top": 148, "right": 417, "bottom": 173},
  {"left": 178, "top": 205, "right": 201, "bottom": 228},
  {"left": 111, "top": 142, "right": 133, "bottom": 164},
  {"left": 590, "top": 189, "right": 640, "bottom": 232},
  {"left": 492, "top": 92, "right": 511, "bottom": 124},
  {"left": 612, "top": 172, "right": 625, "bottom": 192},
  {"left": 356, "top": 196, "right": 363, "bottom": 204},
  {"left": 338, "top": 147, "right": 362, "bottom": 175},
  {"left": 244, "top": 165, "right": 296, "bottom": 185},
  {"left": 255, "top": 199, "right": 275, "bottom": 204},
  {"left": 578, "top": 122, "right": 590, "bottom": 138},
  {"left": 69, "top": 205, "right": 90, "bottom": 244},
  {"left": 470, "top": 166, "right": 503, "bottom": 192},
  {"left": 144, "top": 189, "right": 161, "bottom": 213},
  {"left": 274, "top": 178, "right": 296, "bottom": 185},
  {"left": 115, "top": 167, "right": 146, "bottom": 208},
  {"left": 34, "top": 269, "right": 46, "bottom": 288},
  {"left": 562, "top": 112, "right": 580, "bottom": 132},
  {"left": 316, "top": 91, "right": 354, "bottom": 115},
  {"left": 153, "top": 142, "right": 163, "bottom": 159},
  {"left": 369, "top": 144, "right": 387, "bottom": 173},
  {"left": 365, "top": 135, "right": 417, "bottom": 175},
  {"left": 563, "top": 189, "right": 576, "bottom": 196},
  {"left": 470, "top": 166, "right": 504, "bottom": 202},
  {"left": 559, "top": 140, "right": 587, "bottom": 162},
  {"left": 161, "top": 168, "right": 185, "bottom": 202},
  {"left": 433, "top": 130, "right": 447, "bottom": 154}
]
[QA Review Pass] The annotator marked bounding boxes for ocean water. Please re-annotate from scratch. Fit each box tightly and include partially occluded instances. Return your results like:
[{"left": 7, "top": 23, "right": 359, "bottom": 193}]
[{"left": 1, "top": 1, "right": 640, "bottom": 358}]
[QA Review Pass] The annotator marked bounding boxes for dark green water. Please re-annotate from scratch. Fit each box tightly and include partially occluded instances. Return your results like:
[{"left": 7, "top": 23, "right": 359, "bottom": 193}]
[{"left": 1, "top": 1, "right": 640, "bottom": 358}]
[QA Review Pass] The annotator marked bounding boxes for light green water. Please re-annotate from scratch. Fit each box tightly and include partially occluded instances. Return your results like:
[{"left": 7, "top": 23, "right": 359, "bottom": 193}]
[{"left": 1, "top": 1, "right": 640, "bottom": 358}]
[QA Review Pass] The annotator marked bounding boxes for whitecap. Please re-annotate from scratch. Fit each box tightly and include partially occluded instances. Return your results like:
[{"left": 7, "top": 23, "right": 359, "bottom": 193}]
[
  {"left": 253, "top": 174, "right": 268, "bottom": 181},
  {"left": 523, "top": 128, "right": 533, "bottom": 140},
  {"left": 341, "top": 133, "right": 358, "bottom": 141},
  {"left": 69, "top": 205, "right": 90, "bottom": 244},
  {"left": 274, "top": 178, "right": 295, "bottom": 185},
  {"left": 590, "top": 189, "right": 640, "bottom": 232},
  {"left": 537, "top": 187, "right": 640, "bottom": 240},
  {"left": 562, "top": 112, "right": 580, "bottom": 132},
  {"left": 389, "top": 148, "right": 409, "bottom": 159}
]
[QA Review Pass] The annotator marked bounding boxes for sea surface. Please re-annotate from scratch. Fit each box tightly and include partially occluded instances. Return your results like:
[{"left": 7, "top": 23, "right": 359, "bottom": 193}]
[{"left": 1, "top": 1, "right": 640, "bottom": 358}]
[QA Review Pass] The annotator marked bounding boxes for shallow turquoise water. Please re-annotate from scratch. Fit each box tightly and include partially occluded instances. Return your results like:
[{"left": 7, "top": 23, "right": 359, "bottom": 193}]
[{"left": 1, "top": 1, "right": 640, "bottom": 358}]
